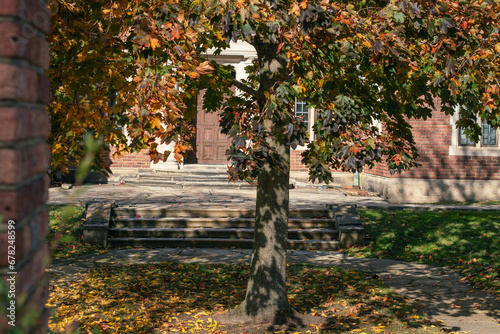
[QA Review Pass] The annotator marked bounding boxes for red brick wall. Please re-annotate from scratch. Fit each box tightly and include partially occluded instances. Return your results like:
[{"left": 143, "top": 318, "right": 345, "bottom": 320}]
[
  {"left": 291, "top": 106, "right": 500, "bottom": 180},
  {"left": 291, "top": 149, "right": 308, "bottom": 171},
  {"left": 0, "top": 0, "right": 51, "bottom": 333},
  {"left": 366, "top": 109, "right": 500, "bottom": 180},
  {"left": 104, "top": 147, "right": 151, "bottom": 169}
]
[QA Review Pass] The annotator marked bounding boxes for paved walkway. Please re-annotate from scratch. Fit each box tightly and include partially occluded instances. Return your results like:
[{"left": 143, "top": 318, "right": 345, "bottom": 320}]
[
  {"left": 47, "top": 184, "right": 500, "bottom": 333},
  {"left": 48, "top": 183, "right": 500, "bottom": 212}
]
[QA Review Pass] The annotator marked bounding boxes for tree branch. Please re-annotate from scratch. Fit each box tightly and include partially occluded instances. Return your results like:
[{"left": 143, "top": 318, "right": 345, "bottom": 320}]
[{"left": 230, "top": 78, "right": 259, "bottom": 98}]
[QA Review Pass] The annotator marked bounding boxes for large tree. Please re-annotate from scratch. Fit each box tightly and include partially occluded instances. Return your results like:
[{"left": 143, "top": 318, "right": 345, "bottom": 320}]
[{"left": 50, "top": 0, "right": 500, "bottom": 328}]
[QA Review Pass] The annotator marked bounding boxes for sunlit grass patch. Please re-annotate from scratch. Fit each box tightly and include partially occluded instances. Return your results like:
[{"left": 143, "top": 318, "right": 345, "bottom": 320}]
[
  {"left": 48, "top": 205, "right": 106, "bottom": 259},
  {"left": 348, "top": 209, "right": 500, "bottom": 296},
  {"left": 48, "top": 263, "right": 439, "bottom": 333}
]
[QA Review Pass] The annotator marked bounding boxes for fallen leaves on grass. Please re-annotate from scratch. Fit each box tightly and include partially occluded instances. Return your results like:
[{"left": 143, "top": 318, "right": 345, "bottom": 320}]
[
  {"left": 48, "top": 263, "right": 439, "bottom": 333},
  {"left": 49, "top": 206, "right": 107, "bottom": 259},
  {"left": 350, "top": 210, "right": 500, "bottom": 297}
]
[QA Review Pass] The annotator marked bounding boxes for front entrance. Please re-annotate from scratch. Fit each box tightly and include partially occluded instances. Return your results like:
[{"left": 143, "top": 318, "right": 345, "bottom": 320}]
[{"left": 190, "top": 89, "right": 232, "bottom": 164}]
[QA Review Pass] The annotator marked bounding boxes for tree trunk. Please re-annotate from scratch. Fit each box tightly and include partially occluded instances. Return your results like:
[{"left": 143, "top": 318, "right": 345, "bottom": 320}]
[
  {"left": 220, "top": 39, "right": 320, "bottom": 329},
  {"left": 222, "top": 139, "right": 303, "bottom": 327}
]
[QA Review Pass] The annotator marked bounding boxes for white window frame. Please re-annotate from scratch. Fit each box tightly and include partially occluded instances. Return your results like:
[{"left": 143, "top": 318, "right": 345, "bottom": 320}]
[
  {"left": 294, "top": 99, "right": 316, "bottom": 148},
  {"left": 449, "top": 106, "right": 500, "bottom": 157}
]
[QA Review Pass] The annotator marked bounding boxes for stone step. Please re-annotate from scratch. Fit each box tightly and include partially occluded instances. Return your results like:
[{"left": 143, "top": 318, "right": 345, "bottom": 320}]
[
  {"left": 108, "top": 227, "right": 339, "bottom": 240},
  {"left": 124, "top": 176, "right": 255, "bottom": 188},
  {"left": 174, "top": 164, "right": 229, "bottom": 172},
  {"left": 124, "top": 170, "right": 253, "bottom": 188},
  {"left": 128, "top": 172, "right": 332, "bottom": 190},
  {"left": 147, "top": 171, "right": 230, "bottom": 178},
  {"left": 112, "top": 207, "right": 333, "bottom": 219},
  {"left": 107, "top": 237, "right": 341, "bottom": 250},
  {"left": 124, "top": 178, "right": 254, "bottom": 188},
  {"left": 139, "top": 176, "right": 234, "bottom": 182},
  {"left": 111, "top": 217, "right": 336, "bottom": 229}
]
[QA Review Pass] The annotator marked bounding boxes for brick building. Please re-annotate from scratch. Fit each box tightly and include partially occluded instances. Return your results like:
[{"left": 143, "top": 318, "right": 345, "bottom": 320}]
[{"left": 108, "top": 42, "right": 500, "bottom": 203}]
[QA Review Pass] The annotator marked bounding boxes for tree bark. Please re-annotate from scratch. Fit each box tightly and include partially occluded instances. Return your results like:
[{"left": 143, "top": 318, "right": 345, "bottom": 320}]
[{"left": 227, "top": 139, "right": 295, "bottom": 324}]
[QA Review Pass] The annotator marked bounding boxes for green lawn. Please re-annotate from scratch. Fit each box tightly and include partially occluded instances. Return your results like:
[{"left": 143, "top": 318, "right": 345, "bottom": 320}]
[
  {"left": 48, "top": 205, "right": 106, "bottom": 259},
  {"left": 348, "top": 209, "right": 500, "bottom": 296}
]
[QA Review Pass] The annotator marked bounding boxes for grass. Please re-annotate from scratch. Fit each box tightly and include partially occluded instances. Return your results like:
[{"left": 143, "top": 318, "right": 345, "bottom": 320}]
[
  {"left": 47, "top": 263, "right": 440, "bottom": 334},
  {"left": 426, "top": 200, "right": 500, "bottom": 206},
  {"left": 48, "top": 205, "right": 106, "bottom": 259},
  {"left": 347, "top": 209, "right": 500, "bottom": 296}
]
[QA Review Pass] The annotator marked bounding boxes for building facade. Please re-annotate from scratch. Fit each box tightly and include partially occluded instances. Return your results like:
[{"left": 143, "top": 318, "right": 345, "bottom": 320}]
[{"left": 108, "top": 42, "right": 500, "bottom": 203}]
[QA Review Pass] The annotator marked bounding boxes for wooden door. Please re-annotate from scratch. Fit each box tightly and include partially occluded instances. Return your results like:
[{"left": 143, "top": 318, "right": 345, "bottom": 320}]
[{"left": 194, "top": 90, "right": 231, "bottom": 164}]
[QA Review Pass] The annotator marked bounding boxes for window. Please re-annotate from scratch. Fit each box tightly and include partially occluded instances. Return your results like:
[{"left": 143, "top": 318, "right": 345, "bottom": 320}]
[
  {"left": 483, "top": 119, "right": 497, "bottom": 146},
  {"left": 459, "top": 128, "right": 475, "bottom": 146},
  {"left": 449, "top": 108, "right": 500, "bottom": 157},
  {"left": 295, "top": 99, "right": 309, "bottom": 129},
  {"left": 458, "top": 119, "right": 498, "bottom": 147},
  {"left": 294, "top": 99, "right": 318, "bottom": 141}
]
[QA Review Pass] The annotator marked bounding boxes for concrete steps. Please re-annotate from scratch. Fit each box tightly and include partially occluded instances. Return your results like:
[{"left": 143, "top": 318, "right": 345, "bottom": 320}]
[
  {"left": 107, "top": 238, "right": 341, "bottom": 250},
  {"left": 111, "top": 217, "right": 337, "bottom": 229},
  {"left": 107, "top": 206, "right": 342, "bottom": 250},
  {"left": 83, "top": 203, "right": 365, "bottom": 251},
  {"left": 123, "top": 165, "right": 254, "bottom": 188},
  {"left": 119, "top": 164, "right": 339, "bottom": 189},
  {"left": 109, "top": 227, "right": 339, "bottom": 240}
]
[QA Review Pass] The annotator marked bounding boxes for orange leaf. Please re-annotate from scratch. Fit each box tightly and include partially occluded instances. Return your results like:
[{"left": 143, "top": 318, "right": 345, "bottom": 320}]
[
  {"left": 195, "top": 61, "right": 214, "bottom": 74},
  {"left": 186, "top": 72, "right": 200, "bottom": 79}
]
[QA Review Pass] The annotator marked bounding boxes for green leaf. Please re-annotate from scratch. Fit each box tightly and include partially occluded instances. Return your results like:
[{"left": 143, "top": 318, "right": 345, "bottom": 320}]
[
  {"left": 367, "top": 138, "right": 375, "bottom": 150},
  {"left": 393, "top": 11, "right": 406, "bottom": 23}
]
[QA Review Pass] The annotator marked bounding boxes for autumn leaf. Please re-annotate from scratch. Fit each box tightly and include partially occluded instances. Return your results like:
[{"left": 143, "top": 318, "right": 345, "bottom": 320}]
[
  {"left": 186, "top": 71, "right": 200, "bottom": 79},
  {"left": 290, "top": 3, "right": 301, "bottom": 15},
  {"left": 149, "top": 37, "right": 161, "bottom": 50},
  {"left": 195, "top": 61, "right": 214, "bottom": 74}
]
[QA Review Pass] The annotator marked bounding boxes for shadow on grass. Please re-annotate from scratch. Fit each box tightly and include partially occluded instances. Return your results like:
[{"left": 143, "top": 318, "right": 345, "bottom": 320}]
[
  {"left": 343, "top": 209, "right": 500, "bottom": 329},
  {"left": 355, "top": 210, "right": 499, "bottom": 293}
]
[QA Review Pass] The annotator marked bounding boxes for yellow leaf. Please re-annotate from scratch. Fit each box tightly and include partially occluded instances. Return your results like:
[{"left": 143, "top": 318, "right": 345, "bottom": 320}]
[
  {"left": 133, "top": 76, "right": 142, "bottom": 82},
  {"left": 290, "top": 4, "right": 301, "bottom": 15},
  {"left": 150, "top": 38, "right": 161, "bottom": 50},
  {"left": 495, "top": 42, "right": 500, "bottom": 53},
  {"left": 177, "top": 12, "right": 185, "bottom": 23}
]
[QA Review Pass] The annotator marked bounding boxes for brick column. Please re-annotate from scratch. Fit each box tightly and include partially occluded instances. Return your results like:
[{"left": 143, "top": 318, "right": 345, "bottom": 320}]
[{"left": 0, "top": 0, "right": 51, "bottom": 333}]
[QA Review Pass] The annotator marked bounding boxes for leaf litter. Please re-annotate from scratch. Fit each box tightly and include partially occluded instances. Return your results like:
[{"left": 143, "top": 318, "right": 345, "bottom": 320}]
[{"left": 48, "top": 262, "right": 440, "bottom": 333}]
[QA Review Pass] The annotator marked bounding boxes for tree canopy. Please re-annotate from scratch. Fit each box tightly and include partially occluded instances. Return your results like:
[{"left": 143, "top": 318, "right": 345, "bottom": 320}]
[
  {"left": 49, "top": 0, "right": 500, "bottom": 180},
  {"left": 49, "top": 0, "right": 500, "bottom": 327}
]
